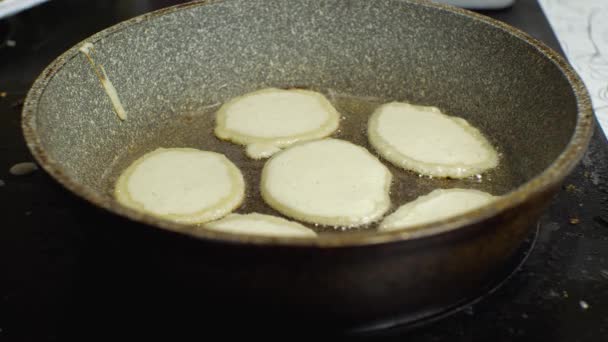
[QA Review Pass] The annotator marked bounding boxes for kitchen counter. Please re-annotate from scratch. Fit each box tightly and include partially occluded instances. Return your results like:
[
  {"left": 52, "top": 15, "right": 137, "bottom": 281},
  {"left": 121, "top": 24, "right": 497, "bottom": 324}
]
[{"left": 539, "top": 0, "right": 608, "bottom": 138}]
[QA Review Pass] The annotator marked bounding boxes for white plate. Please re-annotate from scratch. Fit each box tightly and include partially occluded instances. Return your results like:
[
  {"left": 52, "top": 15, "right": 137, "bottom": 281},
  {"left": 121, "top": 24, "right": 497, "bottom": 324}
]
[{"left": 0, "top": 0, "right": 49, "bottom": 19}]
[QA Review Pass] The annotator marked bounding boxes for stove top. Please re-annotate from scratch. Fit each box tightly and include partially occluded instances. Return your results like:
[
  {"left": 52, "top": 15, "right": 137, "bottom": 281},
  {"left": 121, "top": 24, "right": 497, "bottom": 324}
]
[{"left": 1, "top": 1, "right": 607, "bottom": 341}]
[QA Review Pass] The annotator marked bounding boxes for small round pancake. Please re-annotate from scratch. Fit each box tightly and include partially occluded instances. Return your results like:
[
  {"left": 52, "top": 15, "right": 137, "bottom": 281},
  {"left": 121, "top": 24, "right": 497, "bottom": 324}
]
[
  {"left": 204, "top": 213, "right": 317, "bottom": 238},
  {"left": 215, "top": 88, "right": 340, "bottom": 159},
  {"left": 379, "top": 188, "right": 496, "bottom": 231},
  {"left": 261, "top": 138, "right": 392, "bottom": 228},
  {"left": 368, "top": 102, "right": 499, "bottom": 178},
  {"left": 114, "top": 148, "right": 245, "bottom": 224}
]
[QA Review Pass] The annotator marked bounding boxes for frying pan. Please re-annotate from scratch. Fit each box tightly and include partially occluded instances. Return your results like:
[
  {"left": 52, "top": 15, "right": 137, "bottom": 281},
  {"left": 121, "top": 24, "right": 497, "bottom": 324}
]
[{"left": 21, "top": 0, "right": 593, "bottom": 333}]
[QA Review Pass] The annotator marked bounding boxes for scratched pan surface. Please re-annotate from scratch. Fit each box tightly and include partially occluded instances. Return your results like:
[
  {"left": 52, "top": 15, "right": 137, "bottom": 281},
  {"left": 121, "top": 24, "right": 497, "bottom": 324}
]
[{"left": 22, "top": 0, "right": 593, "bottom": 331}]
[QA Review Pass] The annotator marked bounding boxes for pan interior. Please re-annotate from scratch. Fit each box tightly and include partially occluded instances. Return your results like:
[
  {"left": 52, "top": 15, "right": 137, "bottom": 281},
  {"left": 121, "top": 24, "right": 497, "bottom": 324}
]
[{"left": 32, "top": 0, "right": 578, "bottom": 235}]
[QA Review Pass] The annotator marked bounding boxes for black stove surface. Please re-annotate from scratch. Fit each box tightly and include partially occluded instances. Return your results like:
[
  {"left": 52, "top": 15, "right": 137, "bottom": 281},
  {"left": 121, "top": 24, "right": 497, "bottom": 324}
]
[{"left": 1, "top": 1, "right": 608, "bottom": 341}]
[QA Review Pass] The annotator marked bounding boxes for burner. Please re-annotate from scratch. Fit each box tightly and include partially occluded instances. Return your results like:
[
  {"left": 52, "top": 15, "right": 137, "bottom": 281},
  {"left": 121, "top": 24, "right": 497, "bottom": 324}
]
[{"left": 348, "top": 224, "right": 540, "bottom": 336}]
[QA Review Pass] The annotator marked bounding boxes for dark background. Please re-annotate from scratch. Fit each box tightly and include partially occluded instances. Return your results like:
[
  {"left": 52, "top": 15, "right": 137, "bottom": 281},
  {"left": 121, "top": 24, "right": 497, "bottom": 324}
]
[{"left": 1, "top": 0, "right": 608, "bottom": 341}]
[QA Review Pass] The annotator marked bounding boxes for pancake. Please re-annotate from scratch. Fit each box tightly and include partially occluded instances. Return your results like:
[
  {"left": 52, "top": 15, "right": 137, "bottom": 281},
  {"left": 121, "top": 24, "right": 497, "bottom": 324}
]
[
  {"left": 379, "top": 188, "right": 496, "bottom": 231},
  {"left": 114, "top": 147, "right": 245, "bottom": 224},
  {"left": 204, "top": 213, "right": 317, "bottom": 238},
  {"left": 368, "top": 102, "right": 498, "bottom": 178},
  {"left": 215, "top": 88, "right": 340, "bottom": 159},
  {"left": 261, "top": 138, "right": 392, "bottom": 228}
]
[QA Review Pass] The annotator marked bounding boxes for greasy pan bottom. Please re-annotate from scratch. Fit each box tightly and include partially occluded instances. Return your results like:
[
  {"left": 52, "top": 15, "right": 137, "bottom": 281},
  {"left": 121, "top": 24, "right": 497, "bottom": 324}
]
[{"left": 99, "top": 93, "right": 520, "bottom": 234}]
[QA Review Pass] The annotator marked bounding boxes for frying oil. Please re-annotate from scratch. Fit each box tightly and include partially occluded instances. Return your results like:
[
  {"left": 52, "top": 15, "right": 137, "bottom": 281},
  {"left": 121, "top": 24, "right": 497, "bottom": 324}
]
[{"left": 103, "top": 90, "right": 517, "bottom": 235}]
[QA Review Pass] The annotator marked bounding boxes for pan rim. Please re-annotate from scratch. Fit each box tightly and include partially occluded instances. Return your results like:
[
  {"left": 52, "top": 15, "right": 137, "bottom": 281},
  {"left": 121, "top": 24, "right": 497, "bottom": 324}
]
[{"left": 21, "top": 0, "right": 595, "bottom": 248}]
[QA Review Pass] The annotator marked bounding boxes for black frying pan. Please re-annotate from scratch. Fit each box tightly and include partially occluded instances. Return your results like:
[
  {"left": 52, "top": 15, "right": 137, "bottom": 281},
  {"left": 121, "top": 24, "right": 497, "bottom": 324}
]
[{"left": 21, "top": 0, "right": 593, "bottom": 333}]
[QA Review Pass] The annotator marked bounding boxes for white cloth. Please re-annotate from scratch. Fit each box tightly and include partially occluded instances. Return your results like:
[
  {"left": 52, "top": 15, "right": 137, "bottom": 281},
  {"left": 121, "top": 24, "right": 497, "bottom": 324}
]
[
  {"left": 539, "top": 0, "right": 608, "bottom": 137},
  {"left": 0, "top": 0, "right": 49, "bottom": 19}
]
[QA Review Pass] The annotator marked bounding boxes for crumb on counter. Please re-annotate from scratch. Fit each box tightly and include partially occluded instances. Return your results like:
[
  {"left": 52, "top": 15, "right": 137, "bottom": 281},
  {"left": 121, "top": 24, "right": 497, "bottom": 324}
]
[{"left": 9, "top": 162, "right": 38, "bottom": 176}]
